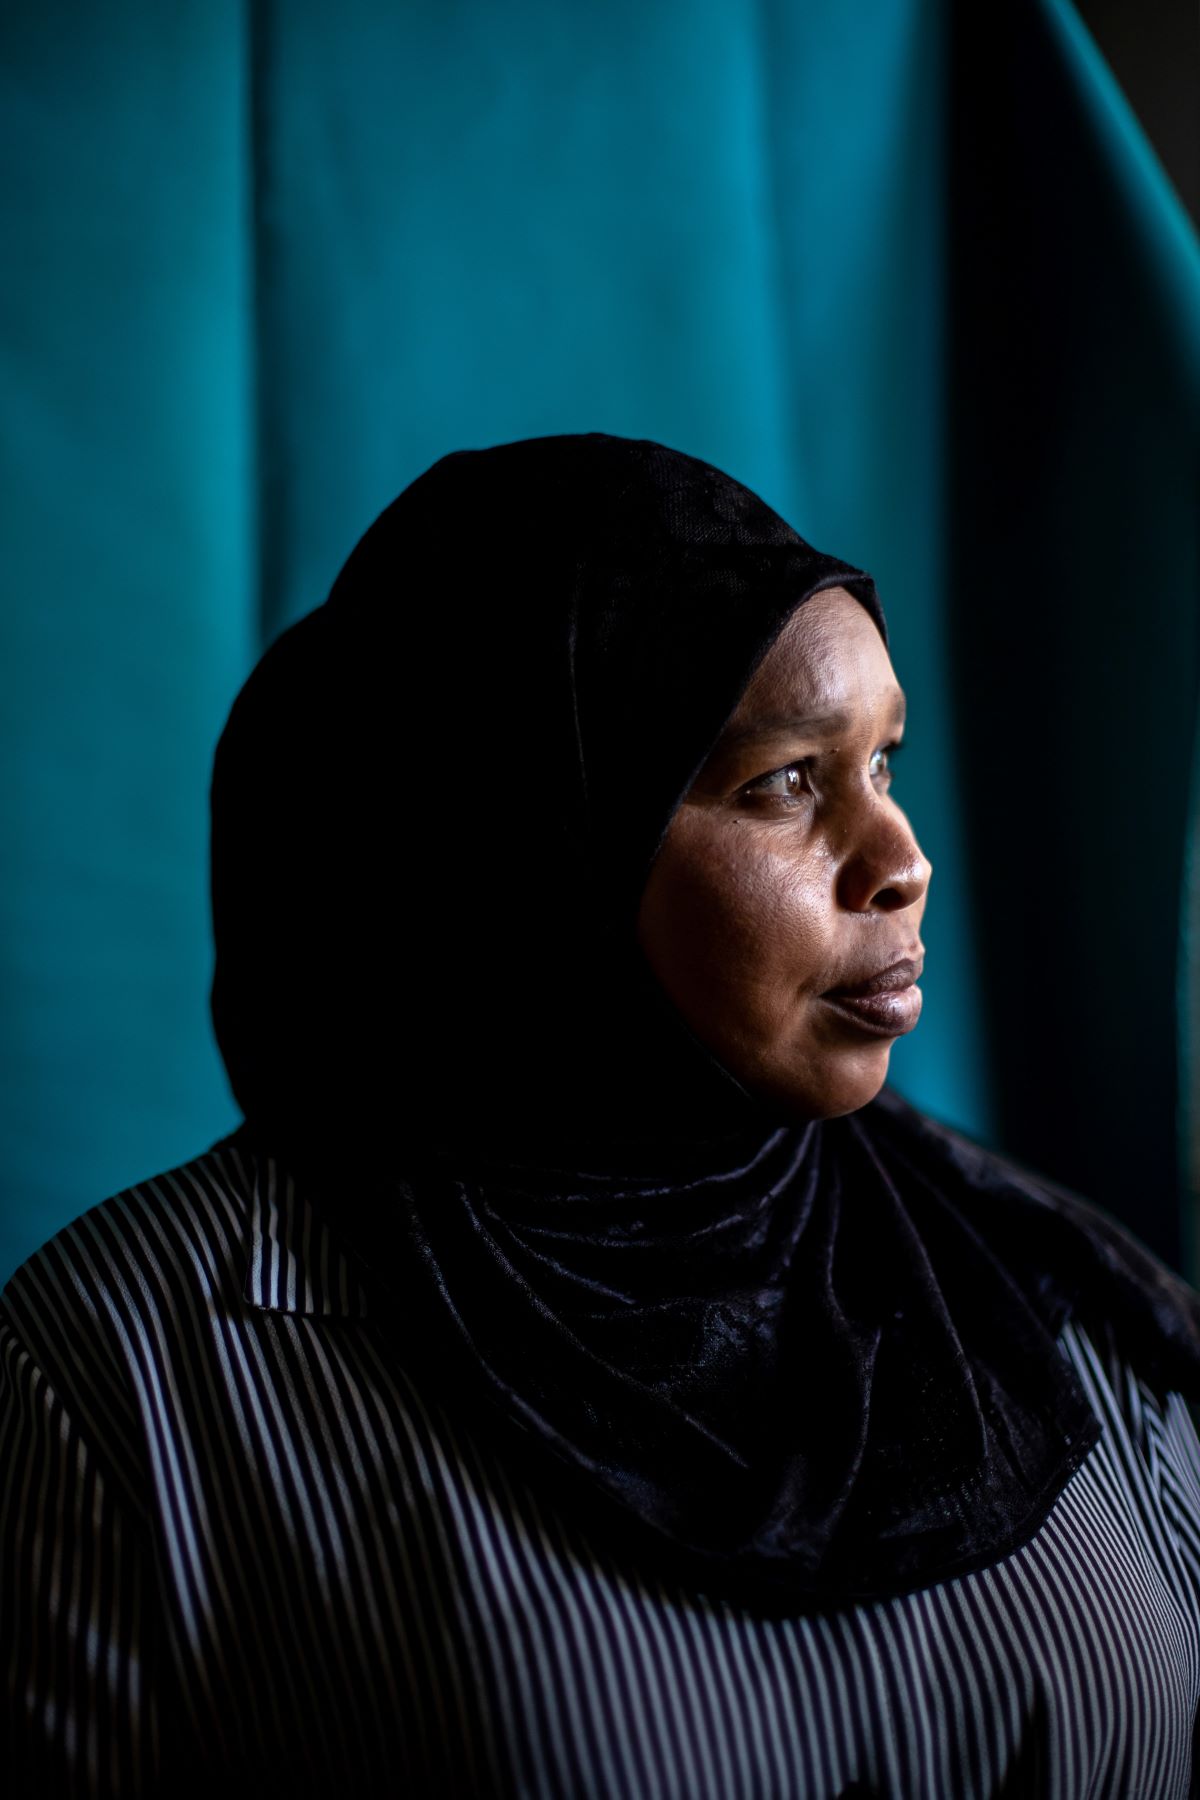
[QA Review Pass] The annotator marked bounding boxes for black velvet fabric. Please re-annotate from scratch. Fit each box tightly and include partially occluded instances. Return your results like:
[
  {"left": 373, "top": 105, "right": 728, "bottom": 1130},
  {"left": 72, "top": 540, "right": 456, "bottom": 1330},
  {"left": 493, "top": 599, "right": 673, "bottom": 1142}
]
[{"left": 210, "top": 433, "right": 1200, "bottom": 1611}]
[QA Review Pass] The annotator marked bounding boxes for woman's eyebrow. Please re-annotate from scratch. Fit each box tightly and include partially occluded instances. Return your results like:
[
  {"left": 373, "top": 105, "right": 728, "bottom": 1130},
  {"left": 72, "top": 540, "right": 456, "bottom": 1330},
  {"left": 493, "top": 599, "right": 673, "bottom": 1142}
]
[{"left": 721, "top": 693, "right": 906, "bottom": 750}]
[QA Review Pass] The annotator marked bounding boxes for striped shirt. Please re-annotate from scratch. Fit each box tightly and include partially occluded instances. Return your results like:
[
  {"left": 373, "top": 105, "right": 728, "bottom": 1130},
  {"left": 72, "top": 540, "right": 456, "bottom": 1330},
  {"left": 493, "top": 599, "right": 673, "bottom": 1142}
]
[{"left": 4, "top": 1137, "right": 1200, "bottom": 1798}]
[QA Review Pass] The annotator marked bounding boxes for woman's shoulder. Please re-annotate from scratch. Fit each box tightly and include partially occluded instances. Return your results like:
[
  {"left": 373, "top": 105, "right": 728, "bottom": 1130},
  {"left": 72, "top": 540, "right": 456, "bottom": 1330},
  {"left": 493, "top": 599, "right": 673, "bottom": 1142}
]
[
  {"left": 1, "top": 1134, "right": 259, "bottom": 1398},
  {"left": 2, "top": 1131, "right": 369, "bottom": 1388},
  {"left": 5, "top": 1129, "right": 255, "bottom": 1288}
]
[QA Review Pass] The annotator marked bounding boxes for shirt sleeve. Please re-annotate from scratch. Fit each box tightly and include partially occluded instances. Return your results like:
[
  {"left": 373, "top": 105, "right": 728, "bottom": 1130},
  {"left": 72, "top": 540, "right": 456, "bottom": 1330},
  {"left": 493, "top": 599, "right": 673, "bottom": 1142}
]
[
  {"left": 0, "top": 1307, "right": 160, "bottom": 1799},
  {"left": 1147, "top": 1387, "right": 1200, "bottom": 1609}
]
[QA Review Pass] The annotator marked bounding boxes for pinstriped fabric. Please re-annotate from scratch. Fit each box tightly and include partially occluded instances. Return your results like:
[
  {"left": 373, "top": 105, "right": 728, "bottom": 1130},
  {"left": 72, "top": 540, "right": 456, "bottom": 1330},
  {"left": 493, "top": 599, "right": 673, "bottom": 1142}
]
[{"left": 4, "top": 1144, "right": 1200, "bottom": 1798}]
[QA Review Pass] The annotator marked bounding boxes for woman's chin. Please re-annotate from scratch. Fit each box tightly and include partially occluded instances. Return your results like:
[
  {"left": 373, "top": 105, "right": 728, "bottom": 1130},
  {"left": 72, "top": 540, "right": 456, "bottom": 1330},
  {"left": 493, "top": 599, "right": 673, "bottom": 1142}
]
[{"left": 741, "top": 1039, "right": 894, "bottom": 1124}]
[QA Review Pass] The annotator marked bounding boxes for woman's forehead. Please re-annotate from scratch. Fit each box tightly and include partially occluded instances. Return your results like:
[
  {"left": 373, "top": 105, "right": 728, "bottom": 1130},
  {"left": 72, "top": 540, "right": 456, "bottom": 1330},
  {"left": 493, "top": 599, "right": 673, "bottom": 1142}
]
[{"left": 731, "top": 587, "right": 901, "bottom": 726}]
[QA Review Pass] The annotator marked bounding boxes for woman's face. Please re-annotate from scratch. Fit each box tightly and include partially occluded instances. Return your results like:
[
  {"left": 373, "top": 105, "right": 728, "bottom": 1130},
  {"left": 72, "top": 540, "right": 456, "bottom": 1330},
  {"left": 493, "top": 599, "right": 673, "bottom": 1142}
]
[{"left": 637, "top": 586, "right": 931, "bottom": 1121}]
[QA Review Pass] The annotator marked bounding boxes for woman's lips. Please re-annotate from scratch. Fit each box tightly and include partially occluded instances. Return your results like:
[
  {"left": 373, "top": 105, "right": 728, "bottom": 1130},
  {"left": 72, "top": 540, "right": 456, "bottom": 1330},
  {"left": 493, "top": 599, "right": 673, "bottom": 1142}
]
[{"left": 820, "top": 957, "right": 924, "bottom": 1039}]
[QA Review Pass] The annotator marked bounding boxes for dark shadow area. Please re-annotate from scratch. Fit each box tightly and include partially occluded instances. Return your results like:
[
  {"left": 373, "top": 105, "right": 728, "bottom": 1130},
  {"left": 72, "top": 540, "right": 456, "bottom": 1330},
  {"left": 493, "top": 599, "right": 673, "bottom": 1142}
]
[
  {"left": 948, "top": 0, "right": 1199, "bottom": 1267},
  {"left": 1076, "top": 0, "right": 1198, "bottom": 226}
]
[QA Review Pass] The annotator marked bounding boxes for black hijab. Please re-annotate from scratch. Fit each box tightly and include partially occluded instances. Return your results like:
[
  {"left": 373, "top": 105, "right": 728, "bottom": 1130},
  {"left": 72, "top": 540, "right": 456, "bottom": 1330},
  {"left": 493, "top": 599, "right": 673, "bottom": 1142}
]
[{"left": 211, "top": 433, "right": 1200, "bottom": 1612}]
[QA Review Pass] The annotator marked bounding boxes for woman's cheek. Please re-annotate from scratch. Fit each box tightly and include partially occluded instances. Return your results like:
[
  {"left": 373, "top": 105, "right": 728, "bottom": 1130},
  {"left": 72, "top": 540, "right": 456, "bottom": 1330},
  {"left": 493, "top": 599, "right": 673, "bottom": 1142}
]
[
  {"left": 755, "top": 837, "right": 831, "bottom": 969},
  {"left": 640, "top": 812, "right": 830, "bottom": 1030},
  {"left": 710, "top": 838, "right": 830, "bottom": 1028}
]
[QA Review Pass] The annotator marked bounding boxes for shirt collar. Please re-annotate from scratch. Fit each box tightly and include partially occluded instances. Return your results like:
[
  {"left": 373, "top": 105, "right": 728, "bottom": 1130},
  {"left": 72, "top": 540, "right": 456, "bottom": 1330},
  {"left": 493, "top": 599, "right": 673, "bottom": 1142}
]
[{"left": 241, "top": 1150, "right": 370, "bottom": 1318}]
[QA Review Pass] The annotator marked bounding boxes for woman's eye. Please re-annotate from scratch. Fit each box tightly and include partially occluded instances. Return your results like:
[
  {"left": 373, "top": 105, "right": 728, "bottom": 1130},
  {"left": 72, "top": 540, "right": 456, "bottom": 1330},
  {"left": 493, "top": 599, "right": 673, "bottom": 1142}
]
[
  {"left": 747, "top": 761, "right": 811, "bottom": 801},
  {"left": 870, "top": 743, "right": 900, "bottom": 786}
]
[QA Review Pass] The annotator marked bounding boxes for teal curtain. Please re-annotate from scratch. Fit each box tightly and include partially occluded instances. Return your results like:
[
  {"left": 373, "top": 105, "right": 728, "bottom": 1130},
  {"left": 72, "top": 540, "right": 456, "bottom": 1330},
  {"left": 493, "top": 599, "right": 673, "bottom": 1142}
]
[
  {"left": 0, "top": 4, "right": 254, "bottom": 1280},
  {"left": 2, "top": 0, "right": 1196, "bottom": 1284}
]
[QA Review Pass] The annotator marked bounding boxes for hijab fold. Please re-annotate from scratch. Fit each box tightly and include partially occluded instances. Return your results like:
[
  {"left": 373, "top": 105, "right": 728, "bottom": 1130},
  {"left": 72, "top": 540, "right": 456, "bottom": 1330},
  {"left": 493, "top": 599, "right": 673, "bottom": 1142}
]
[{"left": 212, "top": 435, "right": 1200, "bottom": 1610}]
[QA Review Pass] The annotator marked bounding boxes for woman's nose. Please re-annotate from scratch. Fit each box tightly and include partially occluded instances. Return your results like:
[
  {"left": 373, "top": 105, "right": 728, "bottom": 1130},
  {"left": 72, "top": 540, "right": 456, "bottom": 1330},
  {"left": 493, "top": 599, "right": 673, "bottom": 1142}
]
[{"left": 838, "top": 807, "right": 932, "bottom": 914}]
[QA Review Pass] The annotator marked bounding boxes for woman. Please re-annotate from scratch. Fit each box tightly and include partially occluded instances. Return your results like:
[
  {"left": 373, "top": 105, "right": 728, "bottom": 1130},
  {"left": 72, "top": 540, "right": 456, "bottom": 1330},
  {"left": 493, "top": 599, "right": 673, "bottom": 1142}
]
[{"left": 4, "top": 433, "right": 1200, "bottom": 1799}]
